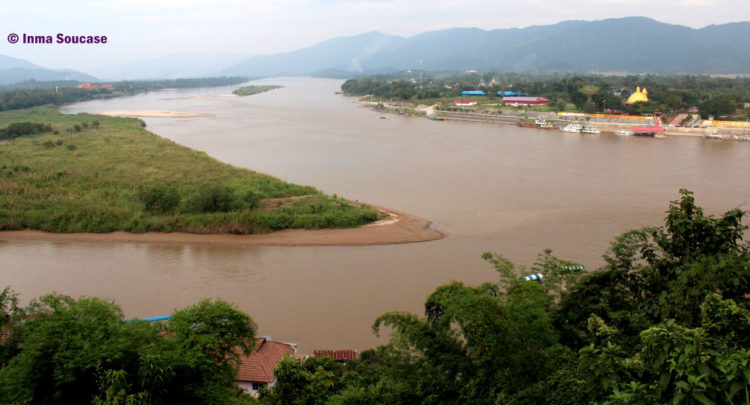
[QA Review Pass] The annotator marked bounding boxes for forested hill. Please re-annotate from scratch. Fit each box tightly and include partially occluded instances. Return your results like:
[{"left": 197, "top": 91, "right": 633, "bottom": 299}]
[
  {"left": 222, "top": 17, "right": 750, "bottom": 76},
  {"left": 0, "top": 55, "right": 98, "bottom": 85}
]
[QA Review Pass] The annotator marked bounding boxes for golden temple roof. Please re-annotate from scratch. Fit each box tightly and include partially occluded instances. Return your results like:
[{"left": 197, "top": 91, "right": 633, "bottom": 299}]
[{"left": 627, "top": 86, "right": 649, "bottom": 104}]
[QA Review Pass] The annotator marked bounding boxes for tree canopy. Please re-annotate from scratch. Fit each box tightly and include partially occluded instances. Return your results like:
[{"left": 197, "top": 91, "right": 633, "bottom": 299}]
[{"left": 0, "top": 296, "right": 256, "bottom": 404}]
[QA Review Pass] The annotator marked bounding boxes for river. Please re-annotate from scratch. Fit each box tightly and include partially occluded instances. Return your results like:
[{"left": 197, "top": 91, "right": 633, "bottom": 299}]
[{"left": 3, "top": 77, "right": 749, "bottom": 353}]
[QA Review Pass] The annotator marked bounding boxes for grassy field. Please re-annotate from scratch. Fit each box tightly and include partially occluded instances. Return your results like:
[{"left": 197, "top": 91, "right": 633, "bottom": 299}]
[
  {"left": 232, "top": 85, "right": 282, "bottom": 96},
  {"left": 0, "top": 107, "right": 381, "bottom": 234}
]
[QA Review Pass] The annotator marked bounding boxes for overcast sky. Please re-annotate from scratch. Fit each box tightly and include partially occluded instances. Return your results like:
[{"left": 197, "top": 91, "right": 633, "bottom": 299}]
[{"left": 1, "top": 0, "right": 747, "bottom": 72}]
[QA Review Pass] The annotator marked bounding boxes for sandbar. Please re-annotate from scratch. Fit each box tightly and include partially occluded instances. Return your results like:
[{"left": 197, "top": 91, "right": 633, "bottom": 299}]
[
  {"left": 0, "top": 207, "right": 444, "bottom": 247},
  {"left": 97, "top": 110, "right": 215, "bottom": 118}
]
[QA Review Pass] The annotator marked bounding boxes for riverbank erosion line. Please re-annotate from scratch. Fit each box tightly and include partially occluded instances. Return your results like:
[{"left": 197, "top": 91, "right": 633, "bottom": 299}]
[{"left": 0, "top": 207, "right": 444, "bottom": 247}]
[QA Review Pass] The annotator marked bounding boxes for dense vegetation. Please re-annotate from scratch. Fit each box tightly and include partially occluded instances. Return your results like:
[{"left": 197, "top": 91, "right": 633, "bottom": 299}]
[
  {"left": 232, "top": 85, "right": 282, "bottom": 96},
  {"left": 1, "top": 190, "right": 748, "bottom": 403},
  {"left": 0, "top": 107, "right": 379, "bottom": 234},
  {"left": 0, "top": 292, "right": 257, "bottom": 404},
  {"left": 342, "top": 74, "right": 750, "bottom": 119},
  {"left": 0, "top": 77, "right": 248, "bottom": 112},
  {"left": 260, "top": 190, "right": 750, "bottom": 404}
]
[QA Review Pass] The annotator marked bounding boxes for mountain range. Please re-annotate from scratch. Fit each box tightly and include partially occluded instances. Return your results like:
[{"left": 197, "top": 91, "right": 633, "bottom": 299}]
[
  {"left": 221, "top": 17, "right": 750, "bottom": 76},
  {"left": 2, "top": 17, "right": 749, "bottom": 84},
  {"left": 0, "top": 55, "right": 98, "bottom": 85}
]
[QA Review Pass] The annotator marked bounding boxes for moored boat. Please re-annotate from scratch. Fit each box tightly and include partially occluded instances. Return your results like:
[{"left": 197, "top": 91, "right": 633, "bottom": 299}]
[
  {"left": 614, "top": 130, "right": 633, "bottom": 136},
  {"left": 535, "top": 118, "right": 555, "bottom": 129},
  {"left": 581, "top": 125, "right": 601, "bottom": 134},
  {"left": 561, "top": 123, "right": 583, "bottom": 133}
]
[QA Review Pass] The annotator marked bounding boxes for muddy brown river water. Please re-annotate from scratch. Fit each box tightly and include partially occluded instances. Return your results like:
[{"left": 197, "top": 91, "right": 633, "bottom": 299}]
[{"left": 3, "top": 77, "right": 750, "bottom": 353}]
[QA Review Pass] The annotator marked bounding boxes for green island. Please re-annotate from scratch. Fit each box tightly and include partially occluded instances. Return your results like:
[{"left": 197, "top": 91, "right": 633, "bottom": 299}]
[
  {"left": 232, "top": 85, "right": 282, "bottom": 96},
  {"left": 1, "top": 191, "right": 749, "bottom": 403},
  {"left": 0, "top": 77, "right": 249, "bottom": 112},
  {"left": 0, "top": 107, "right": 380, "bottom": 234}
]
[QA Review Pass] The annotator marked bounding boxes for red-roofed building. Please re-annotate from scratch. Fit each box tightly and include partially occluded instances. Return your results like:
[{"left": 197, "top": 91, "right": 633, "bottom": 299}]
[
  {"left": 313, "top": 349, "right": 359, "bottom": 362},
  {"left": 76, "top": 83, "right": 99, "bottom": 90},
  {"left": 502, "top": 96, "right": 549, "bottom": 106},
  {"left": 236, "top": 337, "right": 297, "bottom": 396},
  {"left": 453, "top": 99, "right": 477, "bottom": 107}
]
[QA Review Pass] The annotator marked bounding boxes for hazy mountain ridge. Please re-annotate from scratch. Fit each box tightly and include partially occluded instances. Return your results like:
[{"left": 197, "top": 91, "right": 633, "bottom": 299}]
[
  {"left": 2, "top": 17, "right": 748, "bottom": 84},
  {"left": 91, "top": 53, "right": 252, "bottom": 81},
  {"left": 224, "top": 17, "right": 750, "bottom": 76}
]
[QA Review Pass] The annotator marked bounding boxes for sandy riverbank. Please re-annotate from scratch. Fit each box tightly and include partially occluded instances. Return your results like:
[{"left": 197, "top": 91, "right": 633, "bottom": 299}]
[
  {"left": 97, "top": 110, "right": 215, "bottom": 118},
  {"left": 0, "top": 207, "right": 444, "bottom": 247}
]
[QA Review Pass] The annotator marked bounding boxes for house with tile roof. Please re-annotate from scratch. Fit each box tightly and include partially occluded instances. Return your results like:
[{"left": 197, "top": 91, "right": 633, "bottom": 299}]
[
  {"left": 312, "top": 349, "right": 359, "bottom": 362},
  {"left": 236, "top": 337, "right": 297, "bottom": 397}
]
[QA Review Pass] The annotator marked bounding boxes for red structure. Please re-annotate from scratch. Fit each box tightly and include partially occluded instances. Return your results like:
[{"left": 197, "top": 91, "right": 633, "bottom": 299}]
[
  {"left": 633, "top": 117, "right": 665, "bottom": 136},
  {"left": 76, "top": 83, "right": 114, "bottom": 90},
  {"left": 313, "top": 349, "right": 359, "bottom": 362},
  {"left": 502, "top": 96, "right": 549, "bottom": 106}
]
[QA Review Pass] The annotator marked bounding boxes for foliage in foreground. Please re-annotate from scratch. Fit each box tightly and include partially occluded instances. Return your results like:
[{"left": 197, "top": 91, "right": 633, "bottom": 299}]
[
  {"left": 0, "top": 107, "right": 379, "bottom": 234},
  {"left": 0, "top": 294, "right": 256, "bottom": 404},
  {"left": 262, "top": 190, "right": 750, "bottom": 404}
]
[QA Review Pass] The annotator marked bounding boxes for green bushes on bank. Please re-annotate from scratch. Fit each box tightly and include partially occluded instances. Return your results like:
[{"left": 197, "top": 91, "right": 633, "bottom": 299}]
[{"left": 0, "top": 107, "right": 379, "bottom": 234}]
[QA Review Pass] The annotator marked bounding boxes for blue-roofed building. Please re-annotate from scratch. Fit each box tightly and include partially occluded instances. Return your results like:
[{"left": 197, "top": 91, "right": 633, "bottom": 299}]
[
  {"left": 498, "top": 91, "right": 527, "bottom": 97},
  {"left": 461, "top": 90, "right": 485, "bottom": 96}
]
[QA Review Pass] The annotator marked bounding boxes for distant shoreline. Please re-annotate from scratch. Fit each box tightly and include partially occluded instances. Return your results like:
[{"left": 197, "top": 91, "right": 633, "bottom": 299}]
[
  {"left": 97, "top": 110, "right": 215, "bottom": 118},
  {"left": 0, "top": 207, "right": 445, "bottom": 247},
  {"left": 355, "top": 99, "right": 721, "bottom": 138}
]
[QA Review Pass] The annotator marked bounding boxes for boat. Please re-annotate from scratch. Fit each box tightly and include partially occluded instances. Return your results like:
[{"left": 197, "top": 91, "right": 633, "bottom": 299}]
[
  {"left": 561, "top": 123, "right": 582, "bottom": 133},
  {"left": 614, "top": 130, "right": 633, "bottom": 136},
  {"left": 704, "top": 132, "right": 723, "bottom": 139},
  {"left": 534, "top": 118, "right": 555, "bottom": 129},
  {"left": 581, "top": 125, "right": 601, "bottom": 134}
]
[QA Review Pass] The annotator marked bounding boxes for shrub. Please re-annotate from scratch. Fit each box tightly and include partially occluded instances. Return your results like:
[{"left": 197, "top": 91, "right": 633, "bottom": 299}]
[
  {"left": 140, "top": 184, "right": 181, "bottom": 214},
  {"left": 183, "top": 186, "right": 238, "bottom": 213},
  {"left": 0, "top": 122, "right": 52, "bottom": 140}
]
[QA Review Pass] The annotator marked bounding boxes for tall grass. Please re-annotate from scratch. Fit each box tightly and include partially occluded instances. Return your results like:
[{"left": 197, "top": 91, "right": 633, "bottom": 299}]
[{"left": 0, "top": 107, "right": 381, "bottom": 234}]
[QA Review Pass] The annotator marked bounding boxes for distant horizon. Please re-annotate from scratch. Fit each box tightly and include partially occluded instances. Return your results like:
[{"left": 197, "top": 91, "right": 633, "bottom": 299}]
[
  {"left": 3, "top": 15, "right": 750, "bottom": 77},
  {"left": 1, "top": 0, "right": 748, "bottom": 73}
]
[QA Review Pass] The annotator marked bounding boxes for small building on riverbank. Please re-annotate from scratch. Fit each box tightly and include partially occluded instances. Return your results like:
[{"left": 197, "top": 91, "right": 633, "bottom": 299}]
[
  {"left": 503, "top": 96, "right": 549, "bottom": 106},
  {"left": 453, "top": 99, "right": 477, "bottom": 107}
]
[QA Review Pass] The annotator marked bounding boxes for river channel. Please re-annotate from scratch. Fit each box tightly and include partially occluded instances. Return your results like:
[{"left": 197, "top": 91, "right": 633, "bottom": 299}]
[{"left": 3, "top": 77, "right": 750, "bottom": 353}]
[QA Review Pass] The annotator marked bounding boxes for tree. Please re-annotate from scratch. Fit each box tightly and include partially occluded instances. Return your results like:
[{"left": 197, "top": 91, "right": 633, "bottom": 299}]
[
  {"left": 700, "top": 94, "right": 739, "bottom": 118},
  {"left": 261, "top": 356, "right": 344, "bottom": 405},
  {"left": 0, "top": 294, "right": 257, "bottom": 404}
]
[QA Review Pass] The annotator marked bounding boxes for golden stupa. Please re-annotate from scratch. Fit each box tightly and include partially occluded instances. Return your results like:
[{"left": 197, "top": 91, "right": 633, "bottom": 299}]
[{"left": 627, "top": 86, "right": 649, "bottom": 104}]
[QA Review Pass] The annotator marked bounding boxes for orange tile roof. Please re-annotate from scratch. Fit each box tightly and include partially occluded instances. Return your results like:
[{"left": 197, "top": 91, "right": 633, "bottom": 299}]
[
  {"left": 237, "top": 338, "right": 296, "bottom": 383},
  {"left": 313, "top": 349, "right": 359, "bottom": 361}
]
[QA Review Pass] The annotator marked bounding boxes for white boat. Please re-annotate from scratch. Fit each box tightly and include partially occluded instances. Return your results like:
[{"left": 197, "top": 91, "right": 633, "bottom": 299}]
[
  {"left": 561, "top": 123, "right": 582, "bottom": 133},
  {"left": 704, "top": 132, "right": 723, "bottom": 139},
  {"left": 614, "top": 130, "right": 633, "bottom": 136},
  {"left": 581, "top": 126, "right": 601, "bottom": 134},
  {"left": 534, "top": 118, "right": 555, "bottom": 129}
]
